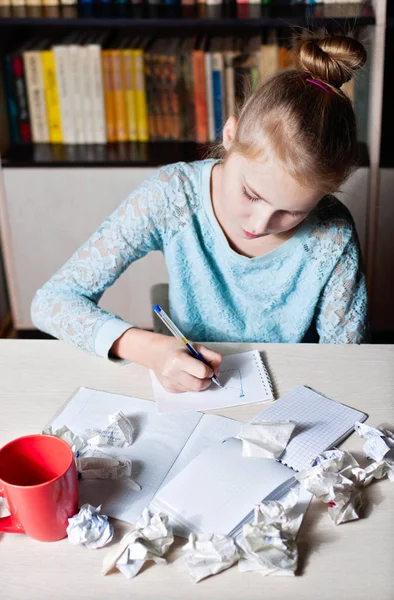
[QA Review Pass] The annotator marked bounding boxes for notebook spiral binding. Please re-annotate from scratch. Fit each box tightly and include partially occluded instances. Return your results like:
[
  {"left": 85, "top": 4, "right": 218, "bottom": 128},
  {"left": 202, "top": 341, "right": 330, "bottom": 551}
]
[{"left": 253, "top": 351, "right": 274, "bottom": 399}]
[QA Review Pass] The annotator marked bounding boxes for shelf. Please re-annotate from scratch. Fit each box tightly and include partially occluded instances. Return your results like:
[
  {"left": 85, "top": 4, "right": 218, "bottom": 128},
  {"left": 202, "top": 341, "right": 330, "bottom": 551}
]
[
  {"left": 0, "top": 2, "right": 375, "bottom": 28},
  {"left": 1, "top": 142, "right": 211, "bottom": 168},
  {"left": 1, "top": 141, "right": 370, "bottom": 168}
]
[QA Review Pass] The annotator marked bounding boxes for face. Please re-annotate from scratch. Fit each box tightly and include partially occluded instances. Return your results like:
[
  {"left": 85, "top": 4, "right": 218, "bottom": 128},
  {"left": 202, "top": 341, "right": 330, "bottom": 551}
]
[{"left": 213, "top": 149, "right": 322, "bottom": 246}]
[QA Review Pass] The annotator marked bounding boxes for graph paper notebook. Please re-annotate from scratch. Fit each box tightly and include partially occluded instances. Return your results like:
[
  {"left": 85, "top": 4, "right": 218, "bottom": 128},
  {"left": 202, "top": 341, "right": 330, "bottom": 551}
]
[
  {"left": 149, "top": 386, "right": 367, "bottom": 537},
  {"left": 252, "top": 385, "right": 368, "bottom": 472}
]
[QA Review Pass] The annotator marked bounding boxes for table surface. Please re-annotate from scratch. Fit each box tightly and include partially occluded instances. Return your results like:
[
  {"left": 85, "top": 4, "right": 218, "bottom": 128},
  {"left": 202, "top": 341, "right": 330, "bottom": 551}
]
[{"left": 0, "top": 340, "right": 393, "bottom": 600}]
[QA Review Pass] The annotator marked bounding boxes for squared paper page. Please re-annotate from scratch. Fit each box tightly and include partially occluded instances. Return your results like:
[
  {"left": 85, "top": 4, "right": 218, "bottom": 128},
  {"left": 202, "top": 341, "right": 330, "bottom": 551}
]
[
  {"left": 49, "top": 387, "right": 202, "bottom": 523},
  {"left": 252, "top": 386, "right": 368, "bottom": 472},
  {"left": 149, "top": 437, "right": 295, "bottom": 537},
  {"left": 151, "top": 350, "right": 274, "bottom": 413}
]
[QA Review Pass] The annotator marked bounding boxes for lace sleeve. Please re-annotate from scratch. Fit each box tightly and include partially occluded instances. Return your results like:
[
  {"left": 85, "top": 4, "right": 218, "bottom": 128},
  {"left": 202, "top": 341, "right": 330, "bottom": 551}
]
[
  {"left": 31, "top": 169, "right": 171, "bottom": 355},
  {"left": 315, "top": 235, "right": 368, "bottom": 344}
]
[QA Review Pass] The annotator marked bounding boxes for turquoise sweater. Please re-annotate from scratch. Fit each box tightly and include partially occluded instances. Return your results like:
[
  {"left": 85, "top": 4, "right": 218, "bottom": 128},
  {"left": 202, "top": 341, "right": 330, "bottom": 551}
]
[{"left": 31, "top": 159, "right": 368, "bottom": 356}]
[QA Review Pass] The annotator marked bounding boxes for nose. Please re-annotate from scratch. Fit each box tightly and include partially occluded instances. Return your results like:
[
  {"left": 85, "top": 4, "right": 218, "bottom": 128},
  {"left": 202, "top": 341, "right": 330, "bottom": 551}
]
[{"left": 250, "top": 206, "right": 275, "bottom": 235}]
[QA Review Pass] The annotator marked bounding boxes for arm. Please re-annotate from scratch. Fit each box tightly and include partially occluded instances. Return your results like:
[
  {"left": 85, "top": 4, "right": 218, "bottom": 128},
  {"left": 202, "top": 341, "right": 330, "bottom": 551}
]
[
  {"left": 31, "top": 165, "right": 223, "bottom": 390},
  {"left": 31, "top": 172, "right": 165, "bottom": 357},
  {"left": 315, "top": 234, "right": 368, "bottom": 344}
]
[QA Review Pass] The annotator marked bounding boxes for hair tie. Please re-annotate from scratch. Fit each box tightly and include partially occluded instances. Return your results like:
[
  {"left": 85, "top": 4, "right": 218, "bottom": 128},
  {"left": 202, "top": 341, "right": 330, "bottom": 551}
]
[{"left": 305, "top": 77, "right": 334, "bottom": 95}]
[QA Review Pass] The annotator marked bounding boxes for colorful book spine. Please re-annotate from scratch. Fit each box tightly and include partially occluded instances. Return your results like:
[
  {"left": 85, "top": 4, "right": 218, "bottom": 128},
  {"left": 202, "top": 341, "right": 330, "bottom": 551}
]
[
  {"left": 41, "top": 49, "right": 63, "bottom": 143},
  {"left": 80, "top": 43, "right": 96, "bottom": 144},
  {"left": 87, "top": 39, "right": 107, "bottom": 144},
  {"left": 23, "top": 48, "right": 50, "bottom": 143},
  {"left": 53, "top": 45, "right": 76, "bottom": 144},
  {"left": 123, "top": 48, "right": 138, "bottom": 142},
  {"left": 110, "top": 49, "right": 129, "bottom": 142},
  {"left": 4, "top": 56, "right": 19, "bottom": 144},
  {"left": 102, "top": 50, "right": 116, "bottom": 143},
  {"left": 144, "top": 47, "right": 157, "bottom": 141},
  {"left": 68, "top": 39, "right": 85, "bottom": 144},
  {"left": 192, "top": 43, "right": 208, "bottom": 144},
  {"left": 11, "top": 53, "right": 32, "bottom": 143},
  {"left": 133, "top": 46, "right": 149, "bottom": 142},
  {"left": 211, "top": 52, "right": 224, "bottom": 141},
  {"left": 204, "top": 52, "right": 215, "bottom": 143}
]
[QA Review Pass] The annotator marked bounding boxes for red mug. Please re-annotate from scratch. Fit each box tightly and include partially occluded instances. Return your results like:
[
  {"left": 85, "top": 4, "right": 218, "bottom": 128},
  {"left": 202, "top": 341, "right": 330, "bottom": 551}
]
[{"left": 0, "top": 434, "right": 78, "bottom": 542}]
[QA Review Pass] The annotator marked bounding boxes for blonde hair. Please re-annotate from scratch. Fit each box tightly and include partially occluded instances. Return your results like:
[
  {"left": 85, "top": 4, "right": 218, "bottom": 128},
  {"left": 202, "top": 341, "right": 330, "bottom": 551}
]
[{"left": 216, "top": 33, "right": 367, "bottom": 195}]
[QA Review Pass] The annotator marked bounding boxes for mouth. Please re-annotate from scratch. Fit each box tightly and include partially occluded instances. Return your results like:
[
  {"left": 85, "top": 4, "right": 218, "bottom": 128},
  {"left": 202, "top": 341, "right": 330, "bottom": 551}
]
[{"left": 241, "top": 228, "right": 263, "bottom": 240}]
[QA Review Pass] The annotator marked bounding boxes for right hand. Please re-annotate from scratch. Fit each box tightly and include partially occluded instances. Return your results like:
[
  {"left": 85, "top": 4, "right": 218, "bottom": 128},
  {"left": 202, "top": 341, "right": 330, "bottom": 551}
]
[
  {"left": 151, "top": 337, "right": 222, "bottom": 393},
  {"left": 111, "top": 329, "right": 222, "bottom": 393}
]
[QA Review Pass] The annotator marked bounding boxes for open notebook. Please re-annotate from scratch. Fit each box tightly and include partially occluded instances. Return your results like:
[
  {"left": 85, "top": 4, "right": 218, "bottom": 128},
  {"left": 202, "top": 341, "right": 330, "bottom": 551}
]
[
  {"left": 46, "top": 387, "right": 242, "bottom": 524},
  {"left": 149, "top": 386, "right": 368, "bottom": 538},
  {"left": 150, "top": 350, "right": 274, "bottom": 413}
]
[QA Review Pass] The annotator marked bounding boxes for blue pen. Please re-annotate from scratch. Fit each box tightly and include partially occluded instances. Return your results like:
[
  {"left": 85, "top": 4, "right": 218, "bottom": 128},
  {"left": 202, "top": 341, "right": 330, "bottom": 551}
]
[{"left": 153, "top": 304, "right": 221, "bottom": 388}]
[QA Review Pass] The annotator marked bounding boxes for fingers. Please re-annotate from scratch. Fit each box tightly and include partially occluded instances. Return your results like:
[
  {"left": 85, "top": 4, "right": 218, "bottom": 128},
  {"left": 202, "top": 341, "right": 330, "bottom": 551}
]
[
  {"left": 193, "top": 344, "right": 223, "bottom": 377},
  {"left": 161, "top": 371, "right": 212, "bottom": 393},
  {"left": 156, "top": 344, "right": 223, "bottom": 393}
]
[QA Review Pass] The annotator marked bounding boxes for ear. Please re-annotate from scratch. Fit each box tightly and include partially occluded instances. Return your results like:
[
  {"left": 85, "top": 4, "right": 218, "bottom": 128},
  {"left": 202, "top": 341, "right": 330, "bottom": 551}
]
[{"left": 222, "top": 115, "right": 237, "bottom": 151}]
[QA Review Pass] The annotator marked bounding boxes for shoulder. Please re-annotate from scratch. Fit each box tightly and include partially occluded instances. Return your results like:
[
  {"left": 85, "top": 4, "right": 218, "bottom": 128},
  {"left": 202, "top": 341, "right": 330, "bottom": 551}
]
[
  {"left": 306, "top": 194, "right": 358, "bottom": 250},
  {"left": 149, "top": 159, "right": 209, "bottom": 200},
  {"left": 124, "top": 160, "right": 212, "bottom": 242}
]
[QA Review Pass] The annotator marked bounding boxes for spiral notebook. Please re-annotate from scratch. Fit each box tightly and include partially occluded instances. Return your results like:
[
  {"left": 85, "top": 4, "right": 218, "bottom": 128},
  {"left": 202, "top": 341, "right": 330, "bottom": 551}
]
[
  {"left": 149, "top": 386, "right": 368, "bottom": 538},
  {"left": 150, "top": 350, "right": 274, "bottom": 413}
]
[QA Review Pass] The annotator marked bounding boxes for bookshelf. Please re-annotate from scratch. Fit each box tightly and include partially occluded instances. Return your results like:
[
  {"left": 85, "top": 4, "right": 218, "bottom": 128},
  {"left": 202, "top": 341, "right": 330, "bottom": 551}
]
[
  {"left": 0, "top": 3, "right": 377, "bottom": 28},
  {"left": 0, "top": 0, "right": 389, "bottom": 335}
]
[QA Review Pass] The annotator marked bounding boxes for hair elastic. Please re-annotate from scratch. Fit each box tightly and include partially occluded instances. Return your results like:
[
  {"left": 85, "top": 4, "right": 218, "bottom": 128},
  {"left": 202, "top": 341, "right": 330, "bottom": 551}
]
[{"left": 305, "top": 77, "right": 334, "bottom": 95}]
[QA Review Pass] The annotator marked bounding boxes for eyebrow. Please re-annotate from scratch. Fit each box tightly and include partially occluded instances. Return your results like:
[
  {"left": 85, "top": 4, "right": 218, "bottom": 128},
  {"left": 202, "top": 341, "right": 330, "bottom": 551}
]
[{"left": 243, "top": 178, "right": 309, "bottom": 214}]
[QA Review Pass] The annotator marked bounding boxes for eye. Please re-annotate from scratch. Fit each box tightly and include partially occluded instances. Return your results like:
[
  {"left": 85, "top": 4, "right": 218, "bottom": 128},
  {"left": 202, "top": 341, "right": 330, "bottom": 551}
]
[
  {"left": 288, "top": 211, "right": 305, "bottom": 218},
  {"left": 242, "top": 186, "right": 260, "bottom": 203}
]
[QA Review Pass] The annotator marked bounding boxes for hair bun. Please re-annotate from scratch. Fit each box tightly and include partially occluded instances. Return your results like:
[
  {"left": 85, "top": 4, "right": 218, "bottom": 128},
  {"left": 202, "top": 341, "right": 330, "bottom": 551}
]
[{"left": 296, "top": 35, "right": 367, "bottom": 89}]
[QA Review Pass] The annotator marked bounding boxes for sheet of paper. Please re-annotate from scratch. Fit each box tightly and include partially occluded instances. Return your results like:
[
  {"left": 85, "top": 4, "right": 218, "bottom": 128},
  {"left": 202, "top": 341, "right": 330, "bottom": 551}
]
[{"left": 150, "top": 350, "right": 274, "bottom": 413}]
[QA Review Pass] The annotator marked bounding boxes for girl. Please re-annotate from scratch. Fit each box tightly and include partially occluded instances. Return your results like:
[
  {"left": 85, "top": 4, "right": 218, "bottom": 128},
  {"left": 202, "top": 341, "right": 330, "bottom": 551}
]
[{"left": 31, "top": 33, "right": 368, "bottom": 393}]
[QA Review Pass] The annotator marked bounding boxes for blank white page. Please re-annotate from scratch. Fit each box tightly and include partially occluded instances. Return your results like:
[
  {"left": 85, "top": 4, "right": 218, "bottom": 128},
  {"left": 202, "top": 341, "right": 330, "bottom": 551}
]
[
  {"left": 149, "top": 437, "right": 295, "bottom": 537},
  {"left": 160, "top": 413, "right": 242, "bottom": 488},
  {"left": 252, "top": 386, "right": 368, "bottom": 472},
  {"left": 151, "top": 350, "right": 274, "bottom": 413}
]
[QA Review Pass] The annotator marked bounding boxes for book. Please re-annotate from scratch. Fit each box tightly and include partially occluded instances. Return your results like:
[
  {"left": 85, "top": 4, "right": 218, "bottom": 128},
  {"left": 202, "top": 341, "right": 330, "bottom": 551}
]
[
  {"left": 41, "top": 47, "right": 63, "bottom": 143},
  {"left": 150, "top": 350, "right": 274, "bottom": 413},
  {"left": 149, "top": 385, "right": 368, "bottom": 538},
  {"left": 223, "top": 37, "right": 238, "bottom": 122},
  {"left": 66, "top": 32, "right": 86, "bottom": 144},
  {"left": 179, "top": 37, "right": 197, "bottom": 141},
  {"left": 102, "top": 48, "right": 117, "bottom": 143},
  {"left": 86, "top": 32, "right": 107, "bottom": 144},
  {"left": 133, "top": 36, "right": 150, "bottom": 142},
  {"left": 110, "top": 40, "right": 129, "bottom": 143},
  {"left": 79, "top": 33, "right": 97, "bottom": 144},
  {"left": 192, "top": 36, "right": 208, "bottom": 143},
  {"left": 5, "top": 40, "right": 33, "bottom": 144},
  {"left": 122, "top": 38, "right": 138, "bottom": 142},
  {"left": 53, "top": 38, "right": 76, "bottom": 144},
  {"left": 47, "top": 386, "right": 243, "bottom": 525},
  {"left": 210, "top": 38, "right": 225, "bottom": 141},
  {"left": 23, "top": 39, "right": 50, "bottom": 143},
  {"left": 165, "top": 38, "right": 181, "bottom": 141},
  {"left": 259, "top": 29, "right": 279, "bottom": 83}
]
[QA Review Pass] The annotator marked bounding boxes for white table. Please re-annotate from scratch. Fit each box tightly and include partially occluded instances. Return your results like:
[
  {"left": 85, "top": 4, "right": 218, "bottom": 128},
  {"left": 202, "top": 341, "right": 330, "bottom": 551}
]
[{"left": 0, "top": 340, "right": 393, "bottom": 600}]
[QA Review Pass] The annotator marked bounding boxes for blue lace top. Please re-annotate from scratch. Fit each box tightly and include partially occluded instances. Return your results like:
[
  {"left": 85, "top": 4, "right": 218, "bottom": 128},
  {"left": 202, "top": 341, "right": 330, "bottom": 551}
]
[{"left": 31, "top": 159, "right": 368, "bottom": 356}]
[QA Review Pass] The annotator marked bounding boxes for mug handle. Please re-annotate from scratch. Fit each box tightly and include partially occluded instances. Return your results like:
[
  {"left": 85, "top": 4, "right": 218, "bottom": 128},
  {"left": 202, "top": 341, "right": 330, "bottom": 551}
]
[{"left": 0, "top": 488, "right": 25, "bottom": 534}]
